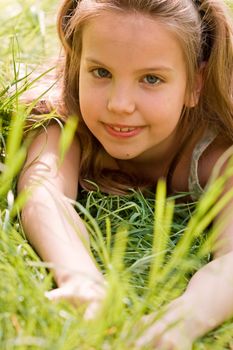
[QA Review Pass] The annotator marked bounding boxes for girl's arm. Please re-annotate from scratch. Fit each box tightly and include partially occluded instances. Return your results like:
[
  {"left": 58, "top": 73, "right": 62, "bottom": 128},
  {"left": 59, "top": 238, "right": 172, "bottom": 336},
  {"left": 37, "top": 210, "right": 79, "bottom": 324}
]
[
  {"left": 18, "top": 123, "right": 105, "bottom": 309},
  {"left": 136, "top": 252, "right": 233, "bottom": 350},
  {"left": 136, "top": 197, "right": 233, "bottom": 349}
]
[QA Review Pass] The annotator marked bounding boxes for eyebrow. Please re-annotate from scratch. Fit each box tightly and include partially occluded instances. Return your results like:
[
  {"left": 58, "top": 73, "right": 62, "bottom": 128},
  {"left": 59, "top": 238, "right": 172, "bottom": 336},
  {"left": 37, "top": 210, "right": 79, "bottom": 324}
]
[{"left": 85, "top": 57, "right": 174, "bottom": 73}]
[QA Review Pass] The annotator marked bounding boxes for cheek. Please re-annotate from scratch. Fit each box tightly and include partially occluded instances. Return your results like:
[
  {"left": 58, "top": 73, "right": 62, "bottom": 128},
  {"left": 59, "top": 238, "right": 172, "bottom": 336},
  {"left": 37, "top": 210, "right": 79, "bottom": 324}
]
[
  {"left": 79, "top": 77, "right": 96, "bottom": 119},
  {"left": 162, "top": 85, "right": 186, "bottom": 114},
  {"left": 80, "top": 92, "right": 105, "bottom": 123},
  {"left": 80, "top": 84, "right": 107, "bottom": 121},
  {"left": 79, "top": 74, "right": 89, "bottom": 114},
  {"left": 79, "top": 90, "right": 91, "bottom": 118},
  {"left": 143, "top": 89, "right": 185, "bottom": 129}
]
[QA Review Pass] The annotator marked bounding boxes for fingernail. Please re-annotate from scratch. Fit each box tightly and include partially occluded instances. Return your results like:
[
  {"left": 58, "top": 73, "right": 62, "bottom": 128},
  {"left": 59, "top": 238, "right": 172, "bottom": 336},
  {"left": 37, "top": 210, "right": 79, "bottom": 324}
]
[{"left": 44, "top": 291, "right": 51, "bottom": 300}]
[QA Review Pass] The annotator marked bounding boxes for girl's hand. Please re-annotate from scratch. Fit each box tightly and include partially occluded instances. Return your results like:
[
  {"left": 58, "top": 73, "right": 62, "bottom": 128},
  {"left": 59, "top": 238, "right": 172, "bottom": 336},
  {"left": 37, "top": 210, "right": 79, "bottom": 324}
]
[
  {"left": 135, "top": 296, "right": 194, "bottom": 350},
  {"left": 135, "top": 317, "right": 192, "bottom": 350},
  {"left": 45, "top": 276, "right": 107, "bottom": 319}
]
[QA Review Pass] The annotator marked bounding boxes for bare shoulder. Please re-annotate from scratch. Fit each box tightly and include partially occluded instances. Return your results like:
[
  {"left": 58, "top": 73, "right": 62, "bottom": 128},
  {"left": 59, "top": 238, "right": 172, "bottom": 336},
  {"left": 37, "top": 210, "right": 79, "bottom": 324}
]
[
  {"left": 171, "top": 133, "right": 232, "bottom": 194},
  {"left": 18, "top": 122, "right": 81, "bottom": 199},
  {"left": 23, "top": 122, "right": 80, "bottom": 169},
  {"left": 198, "top": 134, "right": 233, "bottom": 186}
]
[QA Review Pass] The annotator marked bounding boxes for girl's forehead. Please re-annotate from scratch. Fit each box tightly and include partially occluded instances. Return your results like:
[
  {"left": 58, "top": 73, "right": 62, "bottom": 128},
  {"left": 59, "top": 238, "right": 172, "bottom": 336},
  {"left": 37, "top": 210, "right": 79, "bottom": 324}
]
[
  {"left": 83, "top": 10, "right": 173, "bottom": 39},
  {"left": 81, "top": 11, "right": 186, "bottom": 69}
]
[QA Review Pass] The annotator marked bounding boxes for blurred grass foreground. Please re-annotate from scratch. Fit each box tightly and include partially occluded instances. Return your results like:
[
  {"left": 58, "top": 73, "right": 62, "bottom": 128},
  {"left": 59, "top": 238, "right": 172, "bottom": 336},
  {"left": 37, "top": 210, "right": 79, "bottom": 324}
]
[{"left": 0, "top": 0, "right": 233, "bottom": 349}]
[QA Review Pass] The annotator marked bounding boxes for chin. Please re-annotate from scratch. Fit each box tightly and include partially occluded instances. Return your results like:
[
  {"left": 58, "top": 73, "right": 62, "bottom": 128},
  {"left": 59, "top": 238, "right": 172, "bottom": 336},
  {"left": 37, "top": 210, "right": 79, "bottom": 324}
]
[
  {"left": 105, "top": 149, "right": 134, "bottom": 160},
  {"left": 116, "top": 155, "right": 133, "bottom": 160},
  {"left": 108, "top": 153, "right": 129, "bottom": 159}
]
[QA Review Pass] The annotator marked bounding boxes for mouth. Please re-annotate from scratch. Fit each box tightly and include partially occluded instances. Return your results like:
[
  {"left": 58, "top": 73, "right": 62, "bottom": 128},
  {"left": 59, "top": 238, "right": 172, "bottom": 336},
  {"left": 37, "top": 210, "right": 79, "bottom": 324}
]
[
  {"left": 103, "top": 123, "right": 144, "bottom": 138},
  {"left": 110, "top": 125, "right": 138, "bottom": 133}
]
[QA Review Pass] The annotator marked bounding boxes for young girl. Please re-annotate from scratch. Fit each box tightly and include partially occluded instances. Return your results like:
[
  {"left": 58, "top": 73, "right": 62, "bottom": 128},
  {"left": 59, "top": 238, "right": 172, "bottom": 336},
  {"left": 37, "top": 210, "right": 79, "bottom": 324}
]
[{"left": 18, "top": 0, "right": 233, "bottom": 348}]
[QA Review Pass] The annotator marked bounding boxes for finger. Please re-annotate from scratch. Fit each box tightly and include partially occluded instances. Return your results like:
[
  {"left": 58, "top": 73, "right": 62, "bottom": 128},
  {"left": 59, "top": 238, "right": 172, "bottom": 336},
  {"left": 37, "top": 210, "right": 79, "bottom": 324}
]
[
  {"left": 44, "top": 287, "right": 85, "bottom": 306},
  {"left": 135, "top": 321, "right": 166, "bottom": 348},
  {"left": 45, "top": 284, "right": 105, "bottom": 306},
  {"left": 136, "top": 334, "right": 186, "bottom": 350},
  {"left": 137, "top": 327, "right": 192, "bottom": 350},
  {"left": 45, "top": 288, "right": 75, "bottom": 302},
  {"left": 84, "top": 300, "right": 101, "bottom": 320},
  {"left": 133, "top": 312, "right": 159, "bottom": 342},
  {"left": 155, "top": 334, "right": 192, "bottom": 350}
]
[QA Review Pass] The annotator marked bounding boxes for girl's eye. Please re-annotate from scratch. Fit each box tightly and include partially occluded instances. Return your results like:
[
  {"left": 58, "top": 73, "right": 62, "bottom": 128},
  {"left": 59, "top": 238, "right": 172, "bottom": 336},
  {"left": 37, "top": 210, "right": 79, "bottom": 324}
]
[
  {"left": 143, "top": 74, "right": 161, "bottom": 85},
  {"left": 92, "top": 68, "right": 111, "bottom": 79}
]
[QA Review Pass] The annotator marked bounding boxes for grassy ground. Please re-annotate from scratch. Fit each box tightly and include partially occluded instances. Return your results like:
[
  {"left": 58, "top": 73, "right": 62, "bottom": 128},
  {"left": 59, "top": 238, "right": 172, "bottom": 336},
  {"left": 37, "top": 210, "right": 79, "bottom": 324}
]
[{"left": 0, "top": 1, "right": 233, "bottom": 349}]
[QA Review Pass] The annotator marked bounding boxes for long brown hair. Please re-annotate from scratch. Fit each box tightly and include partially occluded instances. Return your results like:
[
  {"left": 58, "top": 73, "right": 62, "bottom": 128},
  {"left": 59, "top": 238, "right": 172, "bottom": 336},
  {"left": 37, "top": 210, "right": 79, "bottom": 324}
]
[{"left": 57, "top": 0, "right": 233, "bottom": 194}]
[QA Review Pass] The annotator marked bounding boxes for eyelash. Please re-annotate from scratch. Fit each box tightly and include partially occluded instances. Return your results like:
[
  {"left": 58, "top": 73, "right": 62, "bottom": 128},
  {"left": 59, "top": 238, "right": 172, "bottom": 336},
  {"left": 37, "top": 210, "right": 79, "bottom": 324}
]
[
  {"left": 91, "top": 68, "right": 112, "bottom": 79},
  {"left": 142, "top": 75, "right": 162, "bottom": 85},
  {"left": 90, "top": 68, "right": 163, "bottom": 85}
]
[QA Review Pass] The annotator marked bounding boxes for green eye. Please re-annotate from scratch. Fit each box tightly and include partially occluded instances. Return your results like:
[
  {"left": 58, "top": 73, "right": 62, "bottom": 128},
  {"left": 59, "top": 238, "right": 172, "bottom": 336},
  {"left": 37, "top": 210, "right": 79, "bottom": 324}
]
[
  {"left": 143, "top": 75, "right": 161, "bottom": 85},
  {"left": 93, "top": 68, "right": 111, "bottom": 78}
]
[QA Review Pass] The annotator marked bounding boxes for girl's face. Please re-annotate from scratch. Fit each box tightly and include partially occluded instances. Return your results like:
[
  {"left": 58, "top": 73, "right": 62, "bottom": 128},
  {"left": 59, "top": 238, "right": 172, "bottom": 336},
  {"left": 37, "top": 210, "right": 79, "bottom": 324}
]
[{"left": 79, "top": 11, "right": 192, "bottom": 163}]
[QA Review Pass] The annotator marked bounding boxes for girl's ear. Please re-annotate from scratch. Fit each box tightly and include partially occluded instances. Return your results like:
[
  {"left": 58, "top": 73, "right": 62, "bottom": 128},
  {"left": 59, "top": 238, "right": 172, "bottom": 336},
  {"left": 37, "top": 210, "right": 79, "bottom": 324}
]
[{"left": 185, "top": 63, "right": 206, "bottom": 108}]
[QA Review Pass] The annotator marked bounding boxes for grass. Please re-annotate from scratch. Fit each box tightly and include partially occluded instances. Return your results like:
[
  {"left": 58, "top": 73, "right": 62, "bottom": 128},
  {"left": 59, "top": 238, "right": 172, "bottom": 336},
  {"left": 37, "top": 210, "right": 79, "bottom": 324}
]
[{"left": 0, "top": 1, "right": 233, "bottom": 349}]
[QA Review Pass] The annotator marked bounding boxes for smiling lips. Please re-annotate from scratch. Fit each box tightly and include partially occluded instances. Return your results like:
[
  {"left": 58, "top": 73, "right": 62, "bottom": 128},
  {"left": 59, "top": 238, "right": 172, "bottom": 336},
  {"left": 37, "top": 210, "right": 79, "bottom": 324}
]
[
  {"left": 111, "top": 126, "right": 136, "bottom": 132},
  {"left": 104, "top": 123, "right": 144, "bottom": 138}
]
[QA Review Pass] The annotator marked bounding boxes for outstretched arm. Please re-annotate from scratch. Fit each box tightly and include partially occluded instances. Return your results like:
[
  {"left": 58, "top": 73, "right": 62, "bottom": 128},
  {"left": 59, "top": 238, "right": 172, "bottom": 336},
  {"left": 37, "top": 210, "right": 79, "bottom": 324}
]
[
  {"left": 136, "top": 196, "right": 233, "bottom": 349},
  {"left": 136, "top": 252, "right": 233, "bottom": 349},
  {"left": 18, "top": 123, "right": 105, "bottom": 311}
]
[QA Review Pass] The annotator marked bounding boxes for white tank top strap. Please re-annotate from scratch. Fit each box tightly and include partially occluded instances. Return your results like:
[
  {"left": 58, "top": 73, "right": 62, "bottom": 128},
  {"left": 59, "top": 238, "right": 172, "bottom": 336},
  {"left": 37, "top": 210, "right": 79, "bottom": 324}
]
[{"left": 188, "top": 129, "right": 217, "bottom": 201}]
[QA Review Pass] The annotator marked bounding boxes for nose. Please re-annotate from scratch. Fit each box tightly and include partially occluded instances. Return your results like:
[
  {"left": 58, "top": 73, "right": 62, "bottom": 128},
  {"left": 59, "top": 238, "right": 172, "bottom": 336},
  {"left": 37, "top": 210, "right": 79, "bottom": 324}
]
[{"left": 107, "top": 82, "right": 136, "bottom": 115}]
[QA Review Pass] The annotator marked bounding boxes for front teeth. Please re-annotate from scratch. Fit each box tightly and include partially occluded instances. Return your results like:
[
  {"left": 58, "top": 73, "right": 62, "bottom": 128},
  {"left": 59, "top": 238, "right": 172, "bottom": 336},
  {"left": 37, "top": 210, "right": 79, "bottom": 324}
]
[{"left": 112, "top": 126, "right": 135, "bottom": 132}]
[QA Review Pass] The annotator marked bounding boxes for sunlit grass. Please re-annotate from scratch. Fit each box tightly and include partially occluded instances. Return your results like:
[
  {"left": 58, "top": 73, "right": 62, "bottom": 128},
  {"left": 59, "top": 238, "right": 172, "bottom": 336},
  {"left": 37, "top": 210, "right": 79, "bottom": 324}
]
[
  {"left": 0, "top": 0, "right": 59, "bottom": 61},
  {"left": 0, "top": 1, "right": 233, "bottom": 349}
]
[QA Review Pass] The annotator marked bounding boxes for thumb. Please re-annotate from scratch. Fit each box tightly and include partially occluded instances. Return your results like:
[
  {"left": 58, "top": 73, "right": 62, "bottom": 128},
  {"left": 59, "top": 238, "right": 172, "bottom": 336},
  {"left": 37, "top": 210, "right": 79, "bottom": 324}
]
[
  {"left": 84, "top": 300, "right": 102, "bottom": 320},
  {"left": 45, "top": 288, "right": 65, "bottom": 302},
  {"left": 44, "top": 285, "right": 76, "bottom": 303}
]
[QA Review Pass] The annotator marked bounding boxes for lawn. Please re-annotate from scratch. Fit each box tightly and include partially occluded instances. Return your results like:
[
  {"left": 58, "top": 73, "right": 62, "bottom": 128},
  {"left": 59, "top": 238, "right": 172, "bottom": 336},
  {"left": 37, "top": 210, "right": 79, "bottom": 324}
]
[{"left": 0, "top": 1, "right": 233, "bottom": 349}]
